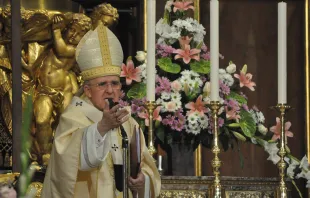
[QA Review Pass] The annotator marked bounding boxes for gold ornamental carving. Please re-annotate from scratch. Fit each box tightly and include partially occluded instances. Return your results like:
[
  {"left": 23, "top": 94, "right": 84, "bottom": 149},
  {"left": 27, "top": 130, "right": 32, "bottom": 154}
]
[
  {"left": 28, "top": 182, "right": 43, "bottom": 198},
  {"left": 0, "top": 1, "right": 119, "bottom": 166},
  {"left": 160, "top": 190, "right": 206, "bottom": 198}
]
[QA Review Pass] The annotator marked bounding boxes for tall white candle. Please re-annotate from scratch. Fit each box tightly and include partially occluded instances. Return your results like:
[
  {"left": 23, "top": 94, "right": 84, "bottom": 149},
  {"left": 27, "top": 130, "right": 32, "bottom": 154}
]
[
  {"left": 278, "top": 2, "right": 287, "bottom": 104},
  {"left": 210, "top": 0, "right": 219, "bottom": 101},
  {"left": 146, "top": 0, "right": 156, "bottom": 101},
  {"left": 158, "top": 155, "right": 162, "bottom": 170}
]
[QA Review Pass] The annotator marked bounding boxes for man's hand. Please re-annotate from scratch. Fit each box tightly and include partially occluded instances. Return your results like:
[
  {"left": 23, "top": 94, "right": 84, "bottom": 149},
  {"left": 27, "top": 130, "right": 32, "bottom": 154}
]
[
  {"left": 128, "top": 172, "right": 145, "bottom": 191},
  {"left": 97, "top": 101, "right": 130, "bottom": 136}
]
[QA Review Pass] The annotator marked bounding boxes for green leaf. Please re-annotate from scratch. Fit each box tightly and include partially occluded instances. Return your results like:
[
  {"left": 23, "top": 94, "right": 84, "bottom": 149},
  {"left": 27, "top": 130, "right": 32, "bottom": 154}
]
[
  {"left": 157, "top": 57, "right": 181, "bottom": 74},
  {"left": 268, "top": 139, "right": 277, "bottom": 143},
  {"left": 232, "top": 131, "right": 246, "bottom": 141},
  {"left": 126, "top": 56, "right": 132, "bottom": 62},
  {"left": 196, "top": 41, "right": 203, "bottom": 49},
  {"left": 255, "top": 137, "right": 266, "bottom": 147},
  {"left": 291, "top": 179, "right": 303, "bottom": 198},
  {"left": 189, "top": 60, "right": 210, "bottom": 74},
  {"left": 127, "top": 83, "right": 146, "bottom": 99},
  {"left": 239, "top": 110, "right": 256, "bottom": 138},
  {"left": 285, "top": 145, "right": 291, "bottom": 153},
  {"left": 167, "top": 133, "right": 173, "bottom": 145},
  {"left": 224, "top": 127, "right": 230, "bottom": 135},
  {"left": 226, "top": 91, "right": 247, "bottom": 104},
  {"left": 237, "top": 144, "right": 244, "bottom": 169},
  {"left": 227, "top": 123, "right": 240, "bottom": 128},
  {"left": 184, "top": 83, "right": 190, "bottom": 96},
  {"left": 163, "top": 10, "right": 170, "bottom": 23},
  {"left": 138, "top": 118, "right": 146, "bottom": 132},
  {"left": 20, "top": 92, "right": 33, "bottom": 197},
  {"left": 156, "top": 125, "right": 165, "bottom": 143},
  {"left": 241, "top": 64, "right": 247, "bottom": 73},
  {"left": 155, "top": 120, "right": 161, "bottom": 128}
]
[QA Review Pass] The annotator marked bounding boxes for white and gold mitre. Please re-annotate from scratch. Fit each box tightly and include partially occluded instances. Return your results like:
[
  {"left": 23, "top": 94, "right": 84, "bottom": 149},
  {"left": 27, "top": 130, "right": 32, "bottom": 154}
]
[{"left": 76, "top": 23, "right": 123, "bottom": 80}]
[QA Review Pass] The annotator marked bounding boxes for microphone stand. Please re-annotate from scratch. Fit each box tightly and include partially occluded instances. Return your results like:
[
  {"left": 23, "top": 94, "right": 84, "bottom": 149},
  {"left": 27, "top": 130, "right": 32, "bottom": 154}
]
[
  {"left": 121, "top": 127, "right": 129, "bottom": 198},
  {"left": 108, "top": 99, "right": 129, "bottom": 198}
]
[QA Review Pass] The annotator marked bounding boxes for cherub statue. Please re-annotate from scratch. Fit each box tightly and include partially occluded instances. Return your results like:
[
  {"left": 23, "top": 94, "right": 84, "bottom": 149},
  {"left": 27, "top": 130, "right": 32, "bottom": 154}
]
[
  {"left": 0, "top": 7, "right": 13, "bottom": 136},
  {"left": 90, "top": 3, "right": 119, "bottom": 29},
  {"left": 0, "top": 6, "right": 62, "bottom": 136},
  {"left": 33, "top": 13, "right": 91, "bottom": 165}
]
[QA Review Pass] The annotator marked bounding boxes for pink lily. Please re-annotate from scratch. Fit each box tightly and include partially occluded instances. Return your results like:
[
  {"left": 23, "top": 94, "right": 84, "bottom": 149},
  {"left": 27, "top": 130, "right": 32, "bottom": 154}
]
[
  {"left": 138, "top": 106, "right": 162, "bottom": 126},
  {"left": 225, "top": 106, "right": 240, "bottom": 122},
  {"left": 234, "top": 71, "right": 256, "bottom": 91},
  {"left": 270, "top": 117, "right": 293, "bottom": 141},
  {"left": 120, "top": 59, "right": 141, "bottom": 85},
  {"left": 185, "top": 95, "right": 208, "bottom": 116},
  {"left": 174, "top": 44, "right": 200, "bottom": 64},
  {"left": 178, "top": 36, "right": 192, "bottom": 50},
  {"left": 173, "top": 1, "right": 194, "bottom": 13}
]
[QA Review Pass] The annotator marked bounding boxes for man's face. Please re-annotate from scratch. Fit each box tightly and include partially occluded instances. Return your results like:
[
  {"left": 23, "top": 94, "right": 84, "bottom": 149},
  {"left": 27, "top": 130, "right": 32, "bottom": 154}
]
[{"left": 84, "top": 75, "right": 122, "bottom": 111}]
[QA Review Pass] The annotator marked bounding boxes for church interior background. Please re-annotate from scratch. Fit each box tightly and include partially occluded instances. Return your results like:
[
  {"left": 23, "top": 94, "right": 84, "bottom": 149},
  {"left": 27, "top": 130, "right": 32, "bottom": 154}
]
[{"left": 0, "top": 0, "right": 309, "bottom": 197}]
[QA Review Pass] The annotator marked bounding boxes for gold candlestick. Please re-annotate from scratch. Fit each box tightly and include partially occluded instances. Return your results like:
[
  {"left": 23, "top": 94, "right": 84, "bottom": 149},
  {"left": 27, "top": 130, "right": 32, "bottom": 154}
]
[
  {"left": 274, "top": 104, "right": 291, "bottom": 198},
  {"left": 207, "top": 101, "right": 224, "bottom": 198},
  {"left": 144, "top": 101, "right": 157, "bottom": 157}
]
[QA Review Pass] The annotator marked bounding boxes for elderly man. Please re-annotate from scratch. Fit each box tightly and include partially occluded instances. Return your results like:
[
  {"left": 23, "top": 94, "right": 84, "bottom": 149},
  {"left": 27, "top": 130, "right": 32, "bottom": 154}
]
[{"left": 42, "top": 23, "right": 161, "bottom": 198}]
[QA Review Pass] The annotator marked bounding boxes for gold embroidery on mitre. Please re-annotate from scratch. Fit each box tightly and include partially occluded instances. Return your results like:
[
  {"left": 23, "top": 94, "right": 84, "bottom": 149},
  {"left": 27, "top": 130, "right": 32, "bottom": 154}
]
[
  {"left": 98, "top": 25, "right": 112, "bottom": 67},
  {"left": 81, "top": 65, "right": 121, "bottom": 80}
]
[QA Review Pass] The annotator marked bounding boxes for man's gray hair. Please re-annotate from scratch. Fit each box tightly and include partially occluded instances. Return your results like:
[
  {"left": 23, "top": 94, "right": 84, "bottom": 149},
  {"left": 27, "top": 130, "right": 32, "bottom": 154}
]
[{"left": 75, "top": 80, "right": 90, "bottom": 96}]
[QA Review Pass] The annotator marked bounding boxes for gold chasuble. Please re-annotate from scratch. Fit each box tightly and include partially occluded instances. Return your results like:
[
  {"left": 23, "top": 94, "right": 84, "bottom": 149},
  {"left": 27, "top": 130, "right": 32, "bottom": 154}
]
[{"left": 42, "top": 96, "right": 161, "bottom": 198}]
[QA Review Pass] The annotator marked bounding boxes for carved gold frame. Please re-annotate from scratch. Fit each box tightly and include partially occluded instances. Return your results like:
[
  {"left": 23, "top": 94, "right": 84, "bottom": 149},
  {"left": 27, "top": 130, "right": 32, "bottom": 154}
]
[{"left": 193, "top": 0, "right": 202, "bottom": 177}]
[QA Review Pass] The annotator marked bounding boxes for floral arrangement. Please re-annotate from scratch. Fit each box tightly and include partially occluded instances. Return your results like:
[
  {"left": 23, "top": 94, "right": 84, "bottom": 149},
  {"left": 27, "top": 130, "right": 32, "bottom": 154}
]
[
  {"left": 119, "top": 0, "right": 310, "bottom": 194},
  {"left": 120, "top": 0, "right": 262, "bottom": 151}
]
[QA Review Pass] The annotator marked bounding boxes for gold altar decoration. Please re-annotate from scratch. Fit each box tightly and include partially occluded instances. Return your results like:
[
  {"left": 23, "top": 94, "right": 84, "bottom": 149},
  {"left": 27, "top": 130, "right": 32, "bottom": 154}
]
[
  {"left": 145, "top": 101, "right": 158, "bottom": 157},
  {"left": 193, "top": 0, "right": 202, "bottom": 177},
  {"left": 0, "top": 172, "right": 19, "bottom": 184},
  {"left": 1, "top": 0, "right": 79, "bottom": 12},
  {"left": 160, "top": 176, "right": 287, "bottom": 198},
  {"left": 207, "top": 101, "right": 224, "bottom": 198},
  {"left": 273, "top": 104, "right": 291, "bottom": 198},
  {"left": 160, "top": 190, "right": 206, "bottom": 198},
  {"left": 28, "top": 182, "right": 43, "bottom": 198},
  {"left": 0, "top": 1, "right": 119, "bottom": 166},
  {"left": 194, "top": 145, "right": 202, "bottom": 176}
]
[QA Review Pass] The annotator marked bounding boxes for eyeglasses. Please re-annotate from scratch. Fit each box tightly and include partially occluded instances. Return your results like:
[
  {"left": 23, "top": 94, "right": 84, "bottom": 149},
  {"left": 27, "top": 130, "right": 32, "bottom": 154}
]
[{"left": 88, "top": 81, "right": 121, "bottom": 91}]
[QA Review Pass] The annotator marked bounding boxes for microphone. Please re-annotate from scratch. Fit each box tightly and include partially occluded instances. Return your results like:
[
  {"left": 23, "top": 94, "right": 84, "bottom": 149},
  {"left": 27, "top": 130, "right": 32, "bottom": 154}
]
[
  {"left": 107, "top": 98, "right": 116, "bottom": 110},
  {"left": 107, "top": 98, "right": 128, "bottom": 140}
]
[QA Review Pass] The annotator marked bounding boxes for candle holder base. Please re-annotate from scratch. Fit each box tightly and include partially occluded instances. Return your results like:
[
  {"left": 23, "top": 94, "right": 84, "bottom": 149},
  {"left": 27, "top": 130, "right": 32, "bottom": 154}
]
[
  {"left": 144, "top": 101, "right": 158, "bottom": 159},
  {"left": 148, "top": 144, "right": 156, "bottom": 157},
  {"left": 208, "top": 184, "right": 225, "bottom": 198},
  {"left": 275, "top": 186, "right": 288, "bottom": 198},
  {"left": 271, "top": 103, "right": 291, "bottom": 198},
  {"left": 206, "top": 101, "right": 225, "bottom": 198}
]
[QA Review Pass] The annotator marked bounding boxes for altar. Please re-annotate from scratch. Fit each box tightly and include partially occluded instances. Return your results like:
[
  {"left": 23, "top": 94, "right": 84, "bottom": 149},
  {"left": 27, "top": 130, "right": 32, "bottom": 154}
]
[{"left": 159, "top": 176, "right": 290, "bottom": 198}]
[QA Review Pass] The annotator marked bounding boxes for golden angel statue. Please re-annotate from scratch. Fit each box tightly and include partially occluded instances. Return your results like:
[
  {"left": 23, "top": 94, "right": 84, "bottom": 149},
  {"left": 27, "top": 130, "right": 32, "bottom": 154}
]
[{"left": 0, "top": 2, "right": 120, "bottom": 166}]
